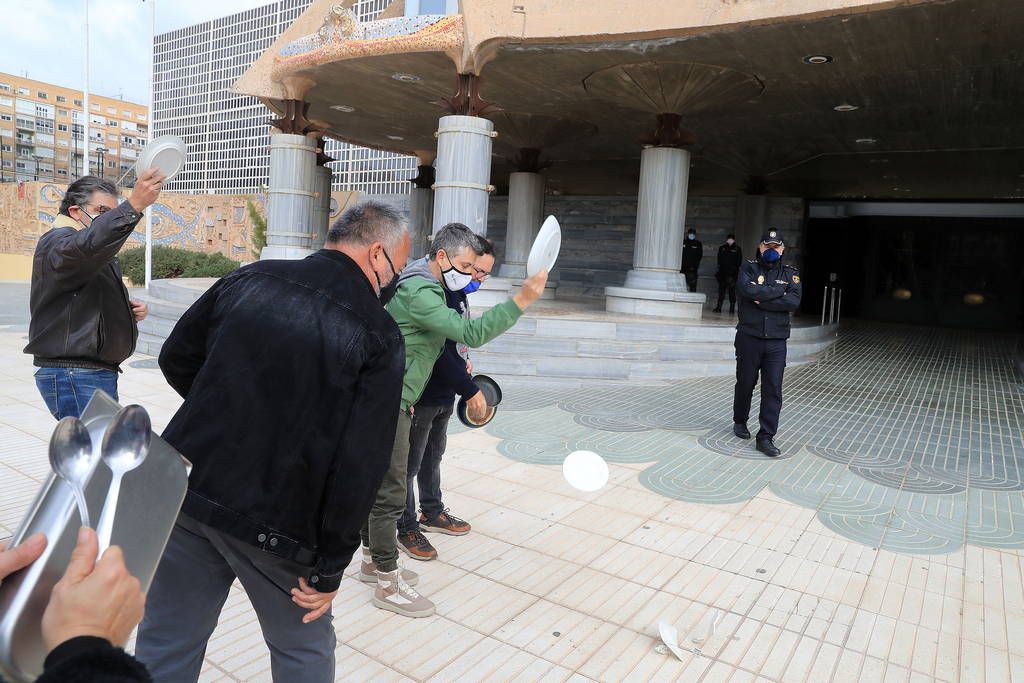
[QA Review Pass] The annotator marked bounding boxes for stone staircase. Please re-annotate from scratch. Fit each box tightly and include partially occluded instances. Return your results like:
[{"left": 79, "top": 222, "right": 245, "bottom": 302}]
[{"left": 136, "top": 279, "right": 839, "bottom": 382}]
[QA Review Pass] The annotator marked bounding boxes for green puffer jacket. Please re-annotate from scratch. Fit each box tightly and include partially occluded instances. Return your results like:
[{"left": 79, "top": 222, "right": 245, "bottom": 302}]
[{"left": 386, "top": 260, "right": 521, "bottom": 411}]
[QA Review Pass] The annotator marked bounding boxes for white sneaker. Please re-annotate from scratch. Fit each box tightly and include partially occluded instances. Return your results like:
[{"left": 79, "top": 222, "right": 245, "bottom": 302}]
[
  {"left": 359, "top": 548, "right": 418, "bottom": 586},
  {"left": 373, "top": 568, "right": 435, "bottom": 618}
]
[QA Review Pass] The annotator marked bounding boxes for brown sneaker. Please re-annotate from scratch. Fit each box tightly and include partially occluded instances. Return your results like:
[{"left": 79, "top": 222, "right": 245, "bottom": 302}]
[
  {"left": 398, "top": 530, "right": 437, "bottom": 561},
  {"left": 359, "top": 548, "right": 419, "bottom": 586},
  {"left": 419, "top": 509, "right": 471, "bottom": 536},
  {"left": 373, "top": 568, "right": 435, "bottom": 618}
]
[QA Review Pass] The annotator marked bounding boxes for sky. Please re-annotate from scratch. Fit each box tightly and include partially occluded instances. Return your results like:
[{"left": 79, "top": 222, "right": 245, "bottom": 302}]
[{"left": 1, "top": 0, "right": 271, "bottom": 104}]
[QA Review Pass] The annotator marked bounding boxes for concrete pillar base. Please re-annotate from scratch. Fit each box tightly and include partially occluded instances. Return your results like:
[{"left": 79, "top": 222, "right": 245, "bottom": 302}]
[
  {"left": 260, "top": 245, "right": 315, "bottom": 261},
  {"left": 622, "top": 268, "right": 688, "bottom": 293},
  {"left": 605, "top": 286, "right": 705, "bottom": 319}
]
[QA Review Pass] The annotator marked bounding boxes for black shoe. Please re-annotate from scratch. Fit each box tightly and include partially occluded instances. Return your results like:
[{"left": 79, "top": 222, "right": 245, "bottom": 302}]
[
  {"left": 756, "top": 438, "right": 781, "bottom": 457},
  {"left": 733, "top": 422, "right": 751, "bottom": 439},
  {"left": 713, "top": 307, "right": 722, "bottom": 313}
]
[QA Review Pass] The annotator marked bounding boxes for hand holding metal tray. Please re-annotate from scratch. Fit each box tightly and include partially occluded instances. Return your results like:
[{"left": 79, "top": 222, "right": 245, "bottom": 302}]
[{"left": 0, "top": 391, "right": 191, "bottom": 683}]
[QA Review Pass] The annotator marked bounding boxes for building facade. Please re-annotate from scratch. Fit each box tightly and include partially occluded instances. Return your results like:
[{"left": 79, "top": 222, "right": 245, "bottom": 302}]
[
  {"left": 153, "top": 0, "right": 417, "bottom": 196},
  {"left": 0, "top": 73, "right": 148, "bottom": 184}
]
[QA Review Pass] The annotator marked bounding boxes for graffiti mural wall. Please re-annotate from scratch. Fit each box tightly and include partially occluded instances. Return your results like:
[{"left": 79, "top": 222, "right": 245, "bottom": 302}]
[{"left": 0, "top": 181, "right": 358, "bottom": 279}]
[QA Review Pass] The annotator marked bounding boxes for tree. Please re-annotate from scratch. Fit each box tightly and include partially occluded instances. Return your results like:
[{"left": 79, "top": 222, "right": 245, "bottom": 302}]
[{"left": 247, "top": 201, "right": 267, "bottom": 260}]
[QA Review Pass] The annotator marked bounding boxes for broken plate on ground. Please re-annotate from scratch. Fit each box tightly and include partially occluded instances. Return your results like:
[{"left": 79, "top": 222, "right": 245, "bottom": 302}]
[{"left": 657, "top": 621, "right": 686, "bottom": 661}]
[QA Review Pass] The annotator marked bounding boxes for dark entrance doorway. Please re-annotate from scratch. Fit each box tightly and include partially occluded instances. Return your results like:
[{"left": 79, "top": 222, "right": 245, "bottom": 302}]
[{"left": 803, "top": 211, "right": 1024, "bottom": 331}]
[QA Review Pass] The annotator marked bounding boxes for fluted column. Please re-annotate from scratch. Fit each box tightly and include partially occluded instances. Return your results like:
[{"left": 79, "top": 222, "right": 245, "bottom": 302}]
[
  {"left": 432, "top": 114, "right": 495, "bottom": 235},
  {"left": 499, "top": 171, "right": 544, "bottom": 279},
  {"left": 409, "top": 164, "right": 435, "bottom": 259},
  {"left": 622, "top": 146, "right": 690, "bottom": 291},
  {"left": 262, "top": 132, "right": 317, "bottom": 260}
]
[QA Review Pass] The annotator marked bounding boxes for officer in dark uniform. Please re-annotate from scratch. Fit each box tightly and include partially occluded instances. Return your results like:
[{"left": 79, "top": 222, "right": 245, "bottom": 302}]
[
  {"left": 680, "top": 228, "right": 702, "bottom": 292},
  {"left": 732, "top": 229, "right": 802, "bottom": 457},
  {"left": 713, "top": 233, "right": 742, "bottom": 313}
]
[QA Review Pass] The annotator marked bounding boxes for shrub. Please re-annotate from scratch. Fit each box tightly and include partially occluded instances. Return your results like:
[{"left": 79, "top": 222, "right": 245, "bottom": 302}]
[
  {"left": 248, "top": 201, "right": 267, "bottom": 259},
  {"left": 119, "top": 245, "right": 239, "bottom": 285}
]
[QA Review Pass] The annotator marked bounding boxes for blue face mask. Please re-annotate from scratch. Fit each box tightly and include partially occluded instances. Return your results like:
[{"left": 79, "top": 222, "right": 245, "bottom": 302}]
[
  {"left": 761, "top": 247, "right": 781, "bottom": 263},
  {"left": 463, "top": 280, "right": 482, "bottom": 293}
]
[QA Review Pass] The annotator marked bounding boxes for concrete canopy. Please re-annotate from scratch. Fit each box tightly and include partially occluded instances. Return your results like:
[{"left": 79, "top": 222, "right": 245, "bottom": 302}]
[{"left": 235, "top": 0, "right": 1024, "bottom": 199}]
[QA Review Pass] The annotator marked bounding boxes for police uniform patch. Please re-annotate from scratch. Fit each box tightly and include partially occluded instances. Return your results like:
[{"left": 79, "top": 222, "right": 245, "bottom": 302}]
[
  {"left": 757, "top": 275, "right": 765, "bottom": 284},
  {"left": 792, "top": 275, "right": 800, "bottom": 284}
]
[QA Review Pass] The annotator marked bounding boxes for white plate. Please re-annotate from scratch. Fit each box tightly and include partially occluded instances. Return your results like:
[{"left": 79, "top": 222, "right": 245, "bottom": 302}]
[
  {"left": 658, "top": 621, "right": 686, "bottom": 661},
  {"left": 526, "top": 215, "right": 561, "bottom": 277},
  {"left": 135, "top": 135, "right": 186, "bottom": 180}
]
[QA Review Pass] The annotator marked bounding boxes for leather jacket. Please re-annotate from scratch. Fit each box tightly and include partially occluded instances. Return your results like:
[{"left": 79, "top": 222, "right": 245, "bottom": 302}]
[
  {"left": 159, "top": 250, "right": 405, "bottom": 593},
  {"left": 24, "top": 202, "right": 143, "bottom": 371}
]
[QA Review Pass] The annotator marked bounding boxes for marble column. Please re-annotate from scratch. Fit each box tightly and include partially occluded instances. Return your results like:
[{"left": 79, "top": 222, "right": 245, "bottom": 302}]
[
  {"left": 605, "top": 145, "right": 705, "bottom": 318},
  {"left": 499, "top": 171, "right": 544, "bottom": 279},
  {"left": 735, "top": 193, "right": 769, "bottom": 261},
  {"left": 262, "top": 132, "right": 317, "bottom": 260},
  {"left": 310, "top": 161, "right": 332, "bottom": 251},
  {"left": 409, "top": 164, "right": 435, "bottom": 259},
  {"left": 432, "top": 114, "right": 495, "bottom": 235}
]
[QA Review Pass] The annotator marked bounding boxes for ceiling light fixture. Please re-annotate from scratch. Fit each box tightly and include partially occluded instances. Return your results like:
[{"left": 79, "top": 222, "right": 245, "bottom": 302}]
[
  {"left": 391, "top": 72, "right": 421, "bottom": 83},
  {"left": 331, "top": 104, "right": 356, "bottom": 113},
  {"left": 386, "top": 135, "right": 404, "bottom": 141},
  {"left": 855, "top": 138, "right": 877, "bottom": 145},
  {"left": 803, "top": 55, "right": 834, "bottom": 64},
  {"left": 834, "top": 104, "right": 859, "bottom": 112}
]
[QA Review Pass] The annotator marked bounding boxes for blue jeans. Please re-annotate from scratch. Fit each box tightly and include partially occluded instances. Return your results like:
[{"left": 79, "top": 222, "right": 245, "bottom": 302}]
[
  {"left": 399, "top": 402, "right": 453, "bottom": 534},
  {"left": 34, "top": 367, "right": 119, "bottom": 420}
]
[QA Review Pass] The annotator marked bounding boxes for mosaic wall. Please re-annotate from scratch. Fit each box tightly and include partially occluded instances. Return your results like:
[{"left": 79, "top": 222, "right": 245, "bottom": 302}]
[{"left": 0, "top": 181, "right": 357, "bottom": 263}]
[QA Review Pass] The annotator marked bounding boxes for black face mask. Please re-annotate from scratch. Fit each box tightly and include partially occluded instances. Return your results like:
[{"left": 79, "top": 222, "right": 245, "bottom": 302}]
[{"left": 376, "top": 248, "right": 400, "bottom": 306}]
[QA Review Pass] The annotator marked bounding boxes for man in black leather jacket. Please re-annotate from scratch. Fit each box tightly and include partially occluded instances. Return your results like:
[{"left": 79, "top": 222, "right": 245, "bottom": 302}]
[
  {"left": 134, "top": 202, "right": 410, "bottom": 683},
  {"left": 732, "top": 229, "right": 802, "bottom": 457},
  {"left": 24, "top": 171, "right": 164, "bottom": 419}
]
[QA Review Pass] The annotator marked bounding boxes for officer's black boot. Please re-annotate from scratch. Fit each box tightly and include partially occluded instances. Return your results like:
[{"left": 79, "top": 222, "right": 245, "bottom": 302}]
[
  {"left": 733, "top": 422, "right": 751, "bottom": 439},
  {"left": 756, "top": 438, "right": 781, "bottom": 457}
]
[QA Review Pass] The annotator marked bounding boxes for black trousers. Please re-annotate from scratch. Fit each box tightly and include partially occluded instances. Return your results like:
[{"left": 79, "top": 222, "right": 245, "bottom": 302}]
[
  {"left": 732, "top": 332, "right": 787, "bottom": 439},
  {"left": 716, "top": 274, "right": 737, "bottom": 310},
  {"left": 683, "top": 268, "right": 699, "bottom": 292}
]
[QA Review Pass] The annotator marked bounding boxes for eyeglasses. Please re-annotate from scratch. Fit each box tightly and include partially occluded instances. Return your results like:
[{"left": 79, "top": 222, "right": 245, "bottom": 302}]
[{"left": 472, "top": 265, "right": 491, "bottom": 280}]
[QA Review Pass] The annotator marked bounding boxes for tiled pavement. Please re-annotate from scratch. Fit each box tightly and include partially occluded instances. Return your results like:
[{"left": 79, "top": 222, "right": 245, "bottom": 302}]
[{"left": 1, "top": 316, "right": 1023, "bottom": 682}]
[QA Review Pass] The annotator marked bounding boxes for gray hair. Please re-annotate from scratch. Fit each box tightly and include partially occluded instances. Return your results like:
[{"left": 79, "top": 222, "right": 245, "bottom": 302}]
[
  {"left": 429, "top": 223, "right": 483, "bottom": 260},
  {"left": 326, "top": 201, "right": 408, "bottom": 250},
  {"left": 59, "top": 176, "right": 118, "bottom": 216}
]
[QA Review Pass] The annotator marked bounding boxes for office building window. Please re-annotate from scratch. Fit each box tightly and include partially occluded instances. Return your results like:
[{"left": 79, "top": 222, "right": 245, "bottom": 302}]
[
  {"left": 56, "top": 95, "right": 67, "bottom": 103},
  {"left": 38, "top": 91, "right": 48, "bottom": 99}
]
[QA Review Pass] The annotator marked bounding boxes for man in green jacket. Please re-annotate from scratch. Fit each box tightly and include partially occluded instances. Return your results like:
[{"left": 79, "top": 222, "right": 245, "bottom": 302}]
[{"left": 360, "top": 222, "right": 548, "bottom": 618}]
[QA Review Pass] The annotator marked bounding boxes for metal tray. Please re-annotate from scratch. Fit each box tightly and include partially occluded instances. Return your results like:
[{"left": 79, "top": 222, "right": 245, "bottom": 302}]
[{"left": 0, "top": 391, "right": 191, "bottom": 683}]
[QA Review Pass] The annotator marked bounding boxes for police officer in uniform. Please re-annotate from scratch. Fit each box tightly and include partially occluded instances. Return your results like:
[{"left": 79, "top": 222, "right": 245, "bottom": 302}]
[
  {"left": 732, "top": 229, "right": 802, "bottom": 457},
  {"left": 713, "top": 233, "right": 742, "bottom": 313},
  {"left": 680, "top": 228, "right": 702, "bottom": 292}
]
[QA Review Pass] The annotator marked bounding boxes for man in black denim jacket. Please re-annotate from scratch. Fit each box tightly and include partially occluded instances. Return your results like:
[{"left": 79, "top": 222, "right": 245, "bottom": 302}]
[{"left": 134, "top": 202, "right": 410, "bottom": 683}]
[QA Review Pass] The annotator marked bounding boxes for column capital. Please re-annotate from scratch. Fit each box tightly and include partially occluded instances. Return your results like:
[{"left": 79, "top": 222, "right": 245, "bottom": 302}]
[
  {"left": 432, "top": 73, "right": 500, "bottom": 117},
  {"left": 640, "top": 113, "right": 697, "bottom": 148},
  {"left": 511, "top": 147, "right": 551, "bottom": 173},
  {"left": 268, "top": 99, "right": 317, "bottom": 136}
]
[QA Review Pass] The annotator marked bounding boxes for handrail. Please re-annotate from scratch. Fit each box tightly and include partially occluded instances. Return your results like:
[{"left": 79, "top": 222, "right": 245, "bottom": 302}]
[{"left": 821, "top": 286, "right": 843, "bottom": 326}]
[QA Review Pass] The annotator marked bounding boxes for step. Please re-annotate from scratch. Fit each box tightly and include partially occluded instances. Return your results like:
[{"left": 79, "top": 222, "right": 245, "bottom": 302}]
[{"left": 147, "top": 278, "right": 217, "bottom": 305}]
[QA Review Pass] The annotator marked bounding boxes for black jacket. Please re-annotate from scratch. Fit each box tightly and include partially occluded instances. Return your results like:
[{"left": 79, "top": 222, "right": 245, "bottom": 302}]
[
  {"left": 34, "top": 636, "right": 151, "bottom": 683},
  {"left": 158, "top": 250, "right": 405, "bottom": 593},
  {"left": 736, "top": 257, "right": 803, "bottom": 339},
  {"left": 717, "top": 243, "right": 742, "bottom": 278},
  {"left": 417, "top": 287, "right": 480, "bottom": 408},
  {"left": 24, "top": 203, "right": 143, "bottom": 371},
  {"left": 681, "top": 238, "right": 703, "bottom": 271}
]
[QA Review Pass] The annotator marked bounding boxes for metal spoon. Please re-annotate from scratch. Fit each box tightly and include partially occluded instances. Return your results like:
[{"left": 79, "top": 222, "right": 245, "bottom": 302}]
[
  {"left": 48, "top": 417, "right": 95, "bottom": 528},
  {"left": 96, "top": 405, "right": 151, "bottom": 554}
]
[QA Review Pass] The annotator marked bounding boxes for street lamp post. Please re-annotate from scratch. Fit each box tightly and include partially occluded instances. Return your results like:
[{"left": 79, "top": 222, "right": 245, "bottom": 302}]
[{"left": 96, "top": 146, "right": 106, "bottom": 178}]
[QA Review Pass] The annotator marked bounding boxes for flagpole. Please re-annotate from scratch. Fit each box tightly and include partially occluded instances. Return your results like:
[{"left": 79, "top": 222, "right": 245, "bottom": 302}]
[
  {"left": 82, "top": 0, "right": 90, "bottom": 176},
  {"left": 144, "top": 0, "right": 155, "bottom": 290}
]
